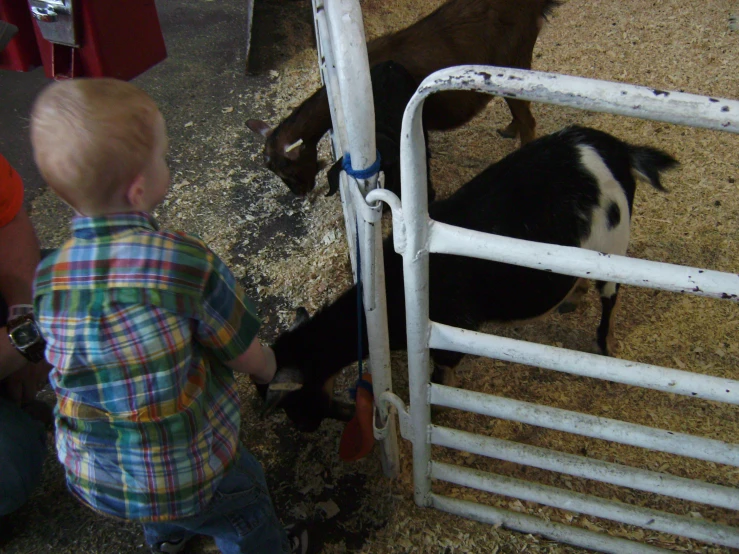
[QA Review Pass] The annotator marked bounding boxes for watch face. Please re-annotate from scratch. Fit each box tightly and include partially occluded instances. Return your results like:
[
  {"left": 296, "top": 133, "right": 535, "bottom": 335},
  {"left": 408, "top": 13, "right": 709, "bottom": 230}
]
[{"left": 11, "top": 320, "right": 40, "bottom": 347}]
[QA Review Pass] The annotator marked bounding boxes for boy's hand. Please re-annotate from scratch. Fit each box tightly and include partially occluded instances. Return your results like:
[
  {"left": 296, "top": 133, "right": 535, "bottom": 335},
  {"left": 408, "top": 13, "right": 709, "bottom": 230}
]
[{"left": 225, "top": 338, "right": 277, "bottom": 384}]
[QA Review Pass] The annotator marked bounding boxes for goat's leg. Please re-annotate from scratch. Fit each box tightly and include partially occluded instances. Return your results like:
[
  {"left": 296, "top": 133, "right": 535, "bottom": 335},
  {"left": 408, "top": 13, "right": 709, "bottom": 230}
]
[
  {"left": 431, "top": 349, "right": 465, "bottom": 388},
  {"left": 499, "top": 98, "right": 536, "bottom": 145},
  {"left": 558, "top": 278, "right": 591, "bottom": 314},
  {"left": 595, "top": 281, "right": 621, "bottom": 356},
  {"left": 429, "top": 350, "right": 465, "bottom": 417}
]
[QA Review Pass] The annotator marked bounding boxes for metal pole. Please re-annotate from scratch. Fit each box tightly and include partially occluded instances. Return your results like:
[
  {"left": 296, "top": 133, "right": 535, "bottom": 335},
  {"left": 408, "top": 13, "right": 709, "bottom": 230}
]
[
  {"left": 399, "top": 85, "right": 434, "bottom": 505},
  {"left": 323, "top": 0, "right": 399, "bottom": 477},
  {"left": 312, "top": 0, "right": 358, "bottom": 280},
  {"left": 325, "top": 0, "right": 377, "bottom": 192}
]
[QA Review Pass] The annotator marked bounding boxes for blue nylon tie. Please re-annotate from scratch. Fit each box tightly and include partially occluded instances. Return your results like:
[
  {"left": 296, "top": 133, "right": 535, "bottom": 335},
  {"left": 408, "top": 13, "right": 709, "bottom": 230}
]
[{"left": 343, "top": 150, "right": 382, "bottom": 180}]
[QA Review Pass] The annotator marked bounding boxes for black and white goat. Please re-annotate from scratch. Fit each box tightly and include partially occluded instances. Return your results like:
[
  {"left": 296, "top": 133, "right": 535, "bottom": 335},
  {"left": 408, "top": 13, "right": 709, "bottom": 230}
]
[
  {"left": 325, "top": 60, "right": 434, "bottom": 202},
  {"left": 264, "top": 126, "right": 678, "bottom": 432}
]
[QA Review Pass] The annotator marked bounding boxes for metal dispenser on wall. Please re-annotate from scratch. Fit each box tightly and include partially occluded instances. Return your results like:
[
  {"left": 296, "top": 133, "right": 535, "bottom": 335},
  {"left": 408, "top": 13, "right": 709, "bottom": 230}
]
[{"left": 29, "top": 0, "right": 78, "bottom": 47}]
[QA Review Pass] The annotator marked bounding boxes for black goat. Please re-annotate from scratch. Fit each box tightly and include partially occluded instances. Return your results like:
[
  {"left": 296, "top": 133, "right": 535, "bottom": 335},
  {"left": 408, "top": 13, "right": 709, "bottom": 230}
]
[
  {"left": 326, "top": 60, "right": 434, "bottom": 203},
  {"left": 265, "top": 126, "right": 678, "bottom": 432}
]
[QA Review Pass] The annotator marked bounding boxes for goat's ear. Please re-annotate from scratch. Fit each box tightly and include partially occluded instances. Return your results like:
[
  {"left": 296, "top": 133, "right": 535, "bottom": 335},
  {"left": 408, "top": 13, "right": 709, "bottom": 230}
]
[
  {"left": 326, "top": 158, "right": 343, "bottom": 197},
  {"left": 246, "top": 119, "right": 273, "bottom": 138},
  {"left": 261, "top": 367, "right": 304, "bottom": 418},
  {"left": 293, "top": 307, "right": 310, "bottom": 327}
]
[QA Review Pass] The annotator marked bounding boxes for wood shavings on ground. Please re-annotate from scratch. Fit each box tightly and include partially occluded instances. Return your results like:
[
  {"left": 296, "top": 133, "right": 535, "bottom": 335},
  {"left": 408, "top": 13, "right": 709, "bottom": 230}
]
[{"left": 20, "top": 0, "right": 739, "bottom": 553}]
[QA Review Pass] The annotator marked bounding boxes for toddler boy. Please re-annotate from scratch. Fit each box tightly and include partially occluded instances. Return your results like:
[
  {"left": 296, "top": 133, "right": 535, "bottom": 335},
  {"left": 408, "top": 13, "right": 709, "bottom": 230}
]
[{"left": 30, "top": 78, "right": 307, "bottom": 554}]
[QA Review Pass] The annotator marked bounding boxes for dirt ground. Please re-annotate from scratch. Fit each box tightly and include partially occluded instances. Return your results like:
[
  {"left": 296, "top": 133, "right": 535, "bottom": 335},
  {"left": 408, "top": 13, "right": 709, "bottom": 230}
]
[{"left": 3, "top": 0, "right": 739, "bottom": 553}]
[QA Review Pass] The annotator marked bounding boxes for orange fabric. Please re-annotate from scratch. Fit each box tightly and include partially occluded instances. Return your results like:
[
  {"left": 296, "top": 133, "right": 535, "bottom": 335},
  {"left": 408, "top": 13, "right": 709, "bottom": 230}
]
[
  {"left": 339, "top": 374, "right": 375, "bottom": 462},
  {"left": 0, "top": 154, "right": 24, "bottom": 228}
]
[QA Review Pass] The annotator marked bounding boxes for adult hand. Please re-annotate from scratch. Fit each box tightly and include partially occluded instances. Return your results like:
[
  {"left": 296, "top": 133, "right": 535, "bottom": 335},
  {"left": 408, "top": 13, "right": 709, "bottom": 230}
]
[{"left": 0, "top": 359, "right": 51, "bottom": 404}]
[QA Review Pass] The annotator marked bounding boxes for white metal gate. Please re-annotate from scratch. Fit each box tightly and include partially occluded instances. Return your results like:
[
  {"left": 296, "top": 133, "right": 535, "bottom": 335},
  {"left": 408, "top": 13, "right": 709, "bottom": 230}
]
[
  {"left": 311, "top": 0, "right": 739, "bottom": 551},
  {"left": 368, "top": 67, "right": 739, "bottom": 552}
]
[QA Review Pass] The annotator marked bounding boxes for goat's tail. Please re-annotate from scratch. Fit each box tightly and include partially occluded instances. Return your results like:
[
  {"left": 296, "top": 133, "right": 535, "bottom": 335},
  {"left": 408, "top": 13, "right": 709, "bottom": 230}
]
[
  {"left": 628, "top": 145, "right": 679, "bottom": 191},
  {"left": 541, "top": 0, "right": 564, "bottom": 21}
]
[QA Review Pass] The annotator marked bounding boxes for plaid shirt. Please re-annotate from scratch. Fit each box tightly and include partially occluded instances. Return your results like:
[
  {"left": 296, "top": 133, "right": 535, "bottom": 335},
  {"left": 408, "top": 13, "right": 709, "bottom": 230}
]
[{"left": 33, "top": 212, "right": 260, "bottom": 522}]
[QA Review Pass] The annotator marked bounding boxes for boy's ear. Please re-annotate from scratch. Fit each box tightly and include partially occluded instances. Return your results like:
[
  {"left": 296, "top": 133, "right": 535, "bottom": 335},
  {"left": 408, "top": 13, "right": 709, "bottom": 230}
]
[{"left": 126, "top": 174, "right": 147, "bottom": 210}]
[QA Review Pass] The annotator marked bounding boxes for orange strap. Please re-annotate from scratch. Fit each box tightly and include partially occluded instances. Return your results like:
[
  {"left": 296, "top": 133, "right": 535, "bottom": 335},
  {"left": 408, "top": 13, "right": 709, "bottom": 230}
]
[{"left": 0, "top": 154, "right": 24, "bottom": 228}]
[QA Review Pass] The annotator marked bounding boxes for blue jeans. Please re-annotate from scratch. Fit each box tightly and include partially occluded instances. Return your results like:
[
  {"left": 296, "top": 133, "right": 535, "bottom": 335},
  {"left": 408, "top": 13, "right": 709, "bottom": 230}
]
[
  {"left": 0, "top": 397, "right": 47, "bottom": 515},
  {"left": 143, "top": 447, "right": 290, "bottom": 554}
]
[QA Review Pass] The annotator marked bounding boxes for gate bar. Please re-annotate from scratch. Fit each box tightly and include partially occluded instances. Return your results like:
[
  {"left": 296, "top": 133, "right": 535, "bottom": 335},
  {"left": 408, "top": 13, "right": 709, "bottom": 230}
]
[
  {"left": 428, "top": 222, "right": 739, "bottom": 302},
  {"left": 432, "top": 462, "right": 739, "bottom": 548},
  {"left": 428, "top": 221, "right": 739, "bottom": 302},
  {"left": 412, "top": 66, "right": 739, "bottom": 133},
  {"left": 431, "top": 425, "right": 739, "bottom": 511},
  {"left": 431, "top": 494, "right": 671, "bottom": 554},
  {"left": 430, "top": 383, "right": 739, "bottom": 466},
  {"left": 430, "top": 323, "right": 739, "bottom": 405}
]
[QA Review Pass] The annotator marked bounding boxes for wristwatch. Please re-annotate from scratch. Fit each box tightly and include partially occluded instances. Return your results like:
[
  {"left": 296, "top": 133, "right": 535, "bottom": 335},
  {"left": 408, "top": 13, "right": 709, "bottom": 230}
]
[{"left": 7, "top": 312, "right": 46, "bottom": 363}]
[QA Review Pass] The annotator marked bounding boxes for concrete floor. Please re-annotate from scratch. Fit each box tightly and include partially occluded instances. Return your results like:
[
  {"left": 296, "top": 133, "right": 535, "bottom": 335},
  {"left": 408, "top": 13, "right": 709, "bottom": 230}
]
[{"left": 0, "top": 0, "right": 310, "bottom": 204}]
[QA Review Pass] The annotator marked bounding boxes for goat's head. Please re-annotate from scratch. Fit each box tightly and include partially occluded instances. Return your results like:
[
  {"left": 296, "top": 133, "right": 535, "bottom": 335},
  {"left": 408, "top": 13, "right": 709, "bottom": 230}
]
[
  {"left": 259, "top": 308, "right": 354, "bottom": 432},
  {"left": 246, "top": 119, "right": 327, "bottom": 195}
]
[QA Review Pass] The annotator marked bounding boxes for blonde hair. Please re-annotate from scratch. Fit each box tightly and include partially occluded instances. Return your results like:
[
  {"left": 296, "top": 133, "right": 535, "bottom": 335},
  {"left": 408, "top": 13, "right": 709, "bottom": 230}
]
[{"left": 30, "top": 78, "right": 160, "bottom": 215}]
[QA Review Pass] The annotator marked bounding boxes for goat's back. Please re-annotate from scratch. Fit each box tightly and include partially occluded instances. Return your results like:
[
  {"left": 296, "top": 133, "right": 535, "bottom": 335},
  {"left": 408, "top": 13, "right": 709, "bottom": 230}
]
[
  {"left": 368, "top": 0, "right": 552, "bottom": 74},
  {"left": 367, "top": 0, "right": 557, "bottom": 130},
  {"left": 384, "top": 126, "right": 675, "bottom": 326}
]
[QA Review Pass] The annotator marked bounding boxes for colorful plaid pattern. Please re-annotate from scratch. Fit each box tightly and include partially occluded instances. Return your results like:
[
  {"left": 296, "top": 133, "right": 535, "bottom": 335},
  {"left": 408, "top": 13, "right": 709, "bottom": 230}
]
[{"left": 33, "top": 212, "right": 261, "bottom": 522}]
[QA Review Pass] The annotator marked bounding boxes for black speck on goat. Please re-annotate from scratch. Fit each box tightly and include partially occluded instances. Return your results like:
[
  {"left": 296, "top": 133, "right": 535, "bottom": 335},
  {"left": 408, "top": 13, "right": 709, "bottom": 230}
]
[
  {"left": 247, "top": 0, "right": 562, "bottom": 195},
  {"left": 325, "top": 61, "right": 434, "bottom": 203},
  {"left": 264, "top": 126, "right": 678, "bottom": 432}
]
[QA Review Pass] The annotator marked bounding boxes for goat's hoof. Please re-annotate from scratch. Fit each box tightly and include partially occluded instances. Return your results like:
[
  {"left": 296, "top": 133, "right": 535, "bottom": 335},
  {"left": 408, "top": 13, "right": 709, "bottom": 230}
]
[
  {"left": 589, "top": 340, "right": 607, "bottom": 356},
  {"left": 594, "top": 338, "right": 618, "bottom": 357},
  {"left": 497, "top": 127, "right": 517, "bottom": 140}
]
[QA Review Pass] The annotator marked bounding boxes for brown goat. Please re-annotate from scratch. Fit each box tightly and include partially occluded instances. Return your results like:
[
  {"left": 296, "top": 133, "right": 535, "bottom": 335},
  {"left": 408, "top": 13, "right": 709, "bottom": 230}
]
[{"left": 247, "top": 0, "right": 561, "bottom": 195}]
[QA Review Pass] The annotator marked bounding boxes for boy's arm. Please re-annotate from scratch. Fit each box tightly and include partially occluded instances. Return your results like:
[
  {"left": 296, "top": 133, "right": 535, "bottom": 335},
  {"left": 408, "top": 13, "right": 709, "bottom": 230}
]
[
  {"left": 225, "top": 339, "right": 276, "bottom": 384},
  {"left": 194, "top": 244, "right": 279, "bottom": 387}
]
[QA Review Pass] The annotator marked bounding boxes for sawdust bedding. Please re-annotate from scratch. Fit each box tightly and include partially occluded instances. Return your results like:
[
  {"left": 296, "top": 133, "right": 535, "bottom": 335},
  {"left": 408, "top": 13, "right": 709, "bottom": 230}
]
[{"left": 26, "top": 0, "right": 739, "bottom": 553}]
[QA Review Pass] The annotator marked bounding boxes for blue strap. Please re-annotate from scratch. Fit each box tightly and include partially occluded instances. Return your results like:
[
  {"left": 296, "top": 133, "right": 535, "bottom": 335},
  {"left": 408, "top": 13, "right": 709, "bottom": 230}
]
[
  {"left": 350, "top": 217, "right": 364, "bottom": 401},
  {"left": 343, "top": 150, "right": 382, "bottom": 180},
  {"left": 355, "top": 377, "right": 373, "bottom": 395}
]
